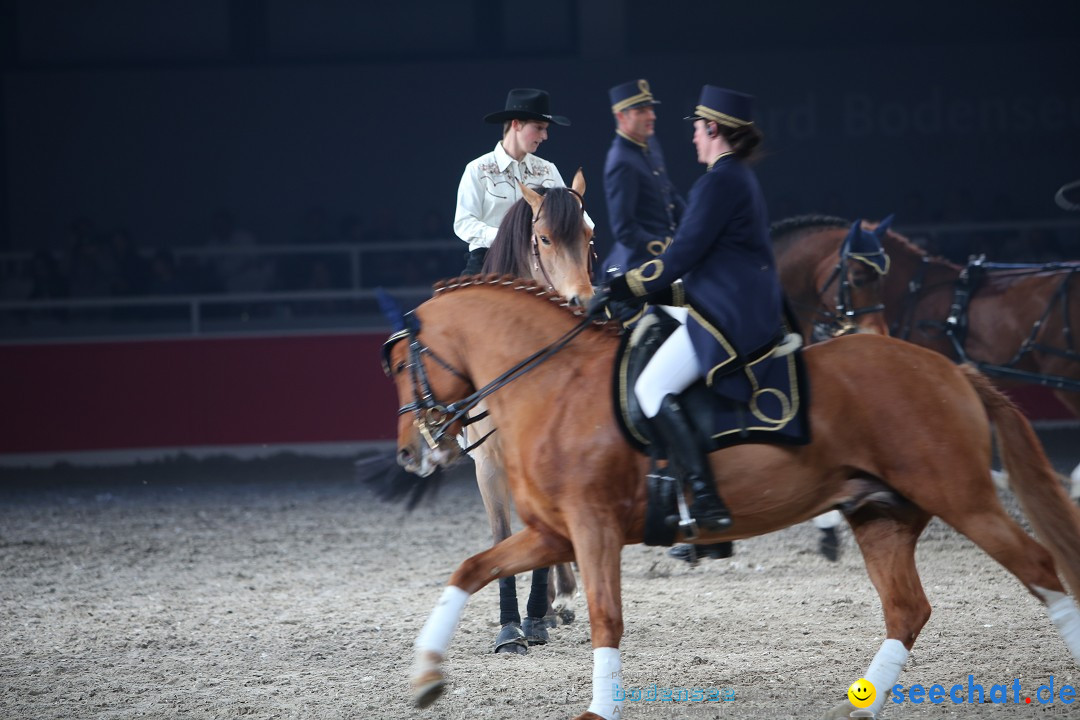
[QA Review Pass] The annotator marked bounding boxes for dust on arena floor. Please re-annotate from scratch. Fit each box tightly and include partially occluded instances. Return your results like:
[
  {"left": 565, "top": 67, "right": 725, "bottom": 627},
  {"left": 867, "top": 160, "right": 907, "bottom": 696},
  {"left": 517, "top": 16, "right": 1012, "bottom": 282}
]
[{"left": 0, "top": 427, "right": 1077, "bottom": 719}]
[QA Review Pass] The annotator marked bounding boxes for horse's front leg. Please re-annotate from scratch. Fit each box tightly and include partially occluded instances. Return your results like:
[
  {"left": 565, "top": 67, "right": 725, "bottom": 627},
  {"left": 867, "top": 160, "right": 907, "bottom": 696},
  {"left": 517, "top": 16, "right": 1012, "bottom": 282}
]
[
  {"left": 566, "top": 520, "right": 625, "bottom": 720},
  {"left": 411, "top": 526, "right": 572, "bottom": 709}
]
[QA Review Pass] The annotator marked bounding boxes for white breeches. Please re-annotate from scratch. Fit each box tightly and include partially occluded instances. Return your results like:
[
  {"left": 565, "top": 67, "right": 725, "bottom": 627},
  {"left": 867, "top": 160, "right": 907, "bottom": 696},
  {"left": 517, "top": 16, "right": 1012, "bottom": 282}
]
[{"left": 634, "top": 306, "right": 700, "bottom": 418}]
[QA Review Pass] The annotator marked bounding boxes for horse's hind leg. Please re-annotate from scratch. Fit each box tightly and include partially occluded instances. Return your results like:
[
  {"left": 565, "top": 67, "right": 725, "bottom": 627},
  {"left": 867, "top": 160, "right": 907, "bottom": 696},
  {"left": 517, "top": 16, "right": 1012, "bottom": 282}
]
[
  {"left": 551, "top": 562, "right": 578, "bottom": 625},
  {"left": 824, "top": 507, "right": 931, "bottom": 719},
  {"left": 942, "top": 503, "right": 1080, "bottom": 661},
  {"left": 411, "top": 526, "right": 573, "bottom": 710},
  {"left": 473, "top": 434, "right": 537, "bottom": 653}
]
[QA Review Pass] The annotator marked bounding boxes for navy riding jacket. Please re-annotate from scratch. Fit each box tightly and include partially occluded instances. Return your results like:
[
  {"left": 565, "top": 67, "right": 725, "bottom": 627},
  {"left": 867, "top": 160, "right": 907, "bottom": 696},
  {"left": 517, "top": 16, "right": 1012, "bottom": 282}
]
[
  {"left": 600, "top": 132, "right": 685, "bottom": 279},
  {"left": 607, "top": 154, "right": 783, "bottom": 399}
]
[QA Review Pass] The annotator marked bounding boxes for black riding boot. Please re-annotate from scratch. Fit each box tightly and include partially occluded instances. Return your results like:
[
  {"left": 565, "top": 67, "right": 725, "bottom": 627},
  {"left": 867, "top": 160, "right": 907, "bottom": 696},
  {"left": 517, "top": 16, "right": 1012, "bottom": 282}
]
[{"left": 652, "top": 394, "right": 732, "bottom": 532}]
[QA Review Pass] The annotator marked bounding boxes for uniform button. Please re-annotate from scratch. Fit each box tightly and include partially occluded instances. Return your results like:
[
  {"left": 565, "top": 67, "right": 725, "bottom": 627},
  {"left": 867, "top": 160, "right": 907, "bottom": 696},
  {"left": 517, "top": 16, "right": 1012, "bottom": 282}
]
[
  {"left": 668, "top": 204, "right": 674, "bottom": 210},
  {"left": 653, "top": 170, "right": 659, "bottom": 175}
]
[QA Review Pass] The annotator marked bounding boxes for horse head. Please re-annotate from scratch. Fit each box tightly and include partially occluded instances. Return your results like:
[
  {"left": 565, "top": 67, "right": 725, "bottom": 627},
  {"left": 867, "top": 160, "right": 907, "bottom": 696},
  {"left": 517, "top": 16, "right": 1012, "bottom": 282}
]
[
  {"left": 382, "top": 314, "right": 471, "bottom": 477},
  {"left": 836, "top": 216, "right": 893, "bottom": 336},
  {"left": 519, "top": 169, "right": 595, "bottom": 306}
]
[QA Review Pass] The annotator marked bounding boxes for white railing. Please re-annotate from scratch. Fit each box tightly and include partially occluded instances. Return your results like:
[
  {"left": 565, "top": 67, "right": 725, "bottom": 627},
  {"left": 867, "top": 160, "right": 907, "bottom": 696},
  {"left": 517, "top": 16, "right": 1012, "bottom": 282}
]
[{"left": 2, "top": 219, "right": 1078, "bottom": 342}]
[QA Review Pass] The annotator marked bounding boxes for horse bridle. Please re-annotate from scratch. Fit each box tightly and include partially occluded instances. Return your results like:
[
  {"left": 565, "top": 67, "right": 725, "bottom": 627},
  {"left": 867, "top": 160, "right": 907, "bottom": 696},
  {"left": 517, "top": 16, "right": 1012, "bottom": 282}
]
[
  {"left": 383, "top": 305, "right": 597, "bottom": 453},
  {"left": 816, "top": 242, "right": 889, "bottom": 336},
  {"left": 530, "top": 187, "right": 596, "bottom": 292}
]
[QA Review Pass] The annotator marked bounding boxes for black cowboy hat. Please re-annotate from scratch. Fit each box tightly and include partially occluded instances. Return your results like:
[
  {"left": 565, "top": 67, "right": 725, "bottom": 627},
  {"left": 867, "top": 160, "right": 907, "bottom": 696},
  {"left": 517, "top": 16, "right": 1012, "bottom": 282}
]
[{"left": 484, "top": 88, "right": 571, "bottom": 126}]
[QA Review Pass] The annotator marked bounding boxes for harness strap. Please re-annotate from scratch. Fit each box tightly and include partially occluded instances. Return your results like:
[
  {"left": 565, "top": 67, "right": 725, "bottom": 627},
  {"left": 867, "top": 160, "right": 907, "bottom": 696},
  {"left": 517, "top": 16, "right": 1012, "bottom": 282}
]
[{"left": 893, "top": 255, "right": 930, "bottom": 341}]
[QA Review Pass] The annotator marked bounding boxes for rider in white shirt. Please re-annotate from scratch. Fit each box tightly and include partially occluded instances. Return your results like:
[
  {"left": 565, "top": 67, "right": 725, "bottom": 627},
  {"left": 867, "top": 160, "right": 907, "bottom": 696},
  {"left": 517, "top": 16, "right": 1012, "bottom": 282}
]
[{"left": 454, "top": 88, "right": 571, "bottom": 274}]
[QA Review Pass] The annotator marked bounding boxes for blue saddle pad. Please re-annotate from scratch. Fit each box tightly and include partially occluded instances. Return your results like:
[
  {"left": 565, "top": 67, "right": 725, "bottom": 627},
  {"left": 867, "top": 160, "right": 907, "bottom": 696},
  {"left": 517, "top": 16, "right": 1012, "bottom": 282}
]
[{"left": 612, "top": 308, "right": 811, "bottom": 456}]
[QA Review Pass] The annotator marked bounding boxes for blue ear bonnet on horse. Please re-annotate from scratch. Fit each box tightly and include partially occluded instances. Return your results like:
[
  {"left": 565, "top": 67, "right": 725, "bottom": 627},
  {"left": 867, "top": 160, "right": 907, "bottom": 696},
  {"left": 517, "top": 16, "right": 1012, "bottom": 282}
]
[
  {"left": 376, "top": 287, "right": 421, "bottom": 335},
  {"left": 842, "top": 215, "right": 893, "bottom": 275}
]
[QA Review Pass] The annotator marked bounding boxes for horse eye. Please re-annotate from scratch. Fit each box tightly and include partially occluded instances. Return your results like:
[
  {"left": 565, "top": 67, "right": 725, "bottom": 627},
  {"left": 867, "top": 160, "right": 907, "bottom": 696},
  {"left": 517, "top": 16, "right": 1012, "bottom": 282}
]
[
  {"left": 395, "top": 361, "right": 406, "bottom": 374},
  {"left": 540, "top": 235, "right": 552, "bottom": 246}
]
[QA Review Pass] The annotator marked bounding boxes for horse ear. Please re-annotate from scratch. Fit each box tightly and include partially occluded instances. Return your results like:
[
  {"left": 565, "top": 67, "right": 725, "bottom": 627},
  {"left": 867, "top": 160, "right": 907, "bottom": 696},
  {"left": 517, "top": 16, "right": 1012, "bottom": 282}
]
[
  {"left": 376, "top": 287, "right": 406, "bottom": 333},
  {"left": 571, "top": 167, "right": 586, "bottom": 197},
  {"left": 873, "top": 213, "right": 895, "bottom": 238},
  {"left": 519, "top": 181, "right": 543, "bottom": 215}
]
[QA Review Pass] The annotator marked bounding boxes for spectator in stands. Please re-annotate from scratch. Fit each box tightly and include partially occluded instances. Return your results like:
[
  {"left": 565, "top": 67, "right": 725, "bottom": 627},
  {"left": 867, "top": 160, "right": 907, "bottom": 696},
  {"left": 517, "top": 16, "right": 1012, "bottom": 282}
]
[
  {"left": 337, "top": 213, "right": 365, "bottom": 244},
  {"left": 208, "top": 208, "right": 272, "bottom": 293},
  {"left": 148, "top": 249, "right": 186, "bottom": 295},
  {"left": 107, "top": 228, "right": 150, "bottom": 296},
  {"left": 28, "top": 250, "right": 69, "bottom": 300},
  {"left": 67, "top": 234, "right": 114, "bottom": 297},
  {"left": 419, "top": 208, "right": 450, "bottom": 239}
]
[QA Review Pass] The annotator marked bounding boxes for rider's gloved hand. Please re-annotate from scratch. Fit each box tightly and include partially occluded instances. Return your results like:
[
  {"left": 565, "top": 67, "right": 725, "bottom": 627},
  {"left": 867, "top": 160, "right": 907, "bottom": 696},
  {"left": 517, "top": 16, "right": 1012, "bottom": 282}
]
[{"left": 585, "top": 284, "right": 613, "bottom": 319}]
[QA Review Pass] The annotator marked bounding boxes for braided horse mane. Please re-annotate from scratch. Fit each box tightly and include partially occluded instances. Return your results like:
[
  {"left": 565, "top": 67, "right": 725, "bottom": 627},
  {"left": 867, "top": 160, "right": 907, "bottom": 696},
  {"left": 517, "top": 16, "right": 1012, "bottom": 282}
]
[
  {"left": 770, "top": 214, "right": 850, "bottom": 243},
  {"left": 431, "top": 274, "right": 621, "bottom": 337},
  {"left": 771, "top": 213, "right": 959, "bottom": 267}
]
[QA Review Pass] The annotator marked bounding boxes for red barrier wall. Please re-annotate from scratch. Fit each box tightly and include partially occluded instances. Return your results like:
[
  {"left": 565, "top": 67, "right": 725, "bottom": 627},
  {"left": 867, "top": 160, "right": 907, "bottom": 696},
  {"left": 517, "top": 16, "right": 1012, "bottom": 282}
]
[
  {"left": 0, "top": 333, "right": 399, "bottom": 454},
  {"left": 0, "top": 333, "right": 1074, "bottom": 456}
]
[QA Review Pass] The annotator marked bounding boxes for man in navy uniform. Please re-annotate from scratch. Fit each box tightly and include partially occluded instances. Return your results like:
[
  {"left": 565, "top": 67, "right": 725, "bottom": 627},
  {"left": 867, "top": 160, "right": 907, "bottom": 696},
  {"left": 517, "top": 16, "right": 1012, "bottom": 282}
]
[{"left": 601, "top": 79, "right": 686, "bottom": 281}]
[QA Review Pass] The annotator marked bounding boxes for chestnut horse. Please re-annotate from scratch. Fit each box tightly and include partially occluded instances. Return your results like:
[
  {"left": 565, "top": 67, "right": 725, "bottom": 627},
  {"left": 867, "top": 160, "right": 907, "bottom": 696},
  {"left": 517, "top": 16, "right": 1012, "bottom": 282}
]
[
  {"left": 463, "top": 171, "right": 592, "bottom": 652},
  {"left": 774, "top": 216, "right": 1080, "bottom": 496},
  {"left": 772, "top": 215, "right": 891, "bottom": 342},
  {"left": 385, "top": 278, "right": 1080, "bottom": 720}
]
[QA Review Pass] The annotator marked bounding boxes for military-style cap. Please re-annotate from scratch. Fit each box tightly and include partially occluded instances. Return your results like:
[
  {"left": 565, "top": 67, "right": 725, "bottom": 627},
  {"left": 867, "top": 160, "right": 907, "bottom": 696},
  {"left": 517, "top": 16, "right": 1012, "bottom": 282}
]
[
  {"left": 609, "top": 79, "right": 660, "bottom": 113},
  {"left": 684, "top": 85, "right": 754, "bottom": 127}
]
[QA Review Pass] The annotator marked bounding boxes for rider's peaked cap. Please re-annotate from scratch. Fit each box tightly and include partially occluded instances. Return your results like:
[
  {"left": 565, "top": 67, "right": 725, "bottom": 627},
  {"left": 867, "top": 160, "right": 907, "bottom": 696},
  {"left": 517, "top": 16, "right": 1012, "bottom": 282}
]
[
  {"left": 484, "top": 88, "right": 571, "bottom": 126},
  {"left": 684, "top": 85, "right": 755, "bottom": 127},
  {"left": 609, "top": 79, "right": 660, "bottom": 113}
]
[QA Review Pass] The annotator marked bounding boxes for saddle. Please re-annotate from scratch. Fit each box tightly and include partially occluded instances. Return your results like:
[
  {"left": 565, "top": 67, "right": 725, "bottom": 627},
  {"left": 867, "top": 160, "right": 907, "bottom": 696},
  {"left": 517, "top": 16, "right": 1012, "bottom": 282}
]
[
  {"left": 612, "top": 308, "right": 811, "bottom": 456},
  {"left": 612, "top": 307, "right": 812, "bottom": 546}
]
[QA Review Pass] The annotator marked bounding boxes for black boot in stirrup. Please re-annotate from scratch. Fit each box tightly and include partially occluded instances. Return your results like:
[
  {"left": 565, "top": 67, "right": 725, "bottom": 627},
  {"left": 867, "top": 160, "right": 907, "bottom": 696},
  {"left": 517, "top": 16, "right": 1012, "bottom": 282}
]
[{"left": 652, "top": 394, "right": 732, "bottom": 532}]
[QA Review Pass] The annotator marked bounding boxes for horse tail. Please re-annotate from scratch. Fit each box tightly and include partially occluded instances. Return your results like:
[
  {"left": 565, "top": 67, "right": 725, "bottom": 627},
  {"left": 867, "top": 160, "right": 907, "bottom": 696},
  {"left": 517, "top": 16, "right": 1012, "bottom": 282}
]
[{"left": 963, "top": 364, "right": 1080, "bottom": 598}]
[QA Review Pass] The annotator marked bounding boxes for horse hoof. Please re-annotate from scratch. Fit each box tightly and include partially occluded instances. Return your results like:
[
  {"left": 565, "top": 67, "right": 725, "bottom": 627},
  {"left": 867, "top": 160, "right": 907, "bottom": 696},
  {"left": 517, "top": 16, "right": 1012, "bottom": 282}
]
[
  {"left": 493, "top": 622, "right": 528, "bottom": 654},
  {"left": 522, "top": 616, "right": 549, "bottom": 645},
  {"left": 543, "top": 613, "right": 558, "bottom": 628},
  {"left": 558, "top": 606, "right": 576, "bottom": 625},
  {"left": 820, "top": 700, "right": 858, "bottom": 719},
  {"left": 411, "top": 670, "right": 445, "bottom": 709},
  {"left": 819, "top": 527, "right": 840, "bottom": 562},
  {"left": 667, "top": 544, "right": 700, "bottom": 565}
]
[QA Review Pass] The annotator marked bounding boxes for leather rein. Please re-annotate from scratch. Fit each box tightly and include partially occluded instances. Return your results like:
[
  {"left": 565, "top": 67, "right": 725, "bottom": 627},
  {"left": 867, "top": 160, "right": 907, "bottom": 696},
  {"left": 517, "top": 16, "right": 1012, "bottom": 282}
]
[{"left": 383, "top": 303, "right": 597, "bottom": 454}]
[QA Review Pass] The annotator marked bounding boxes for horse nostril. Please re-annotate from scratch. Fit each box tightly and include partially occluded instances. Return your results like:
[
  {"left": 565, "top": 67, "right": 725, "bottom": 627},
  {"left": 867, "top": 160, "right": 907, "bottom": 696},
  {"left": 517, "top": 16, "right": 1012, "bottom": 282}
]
[
  {"left": 398, "top": 448, "right": 413, "bottom": 467},
  {"left": 568, "top": 295, "right": 582, "bottom": 307}
]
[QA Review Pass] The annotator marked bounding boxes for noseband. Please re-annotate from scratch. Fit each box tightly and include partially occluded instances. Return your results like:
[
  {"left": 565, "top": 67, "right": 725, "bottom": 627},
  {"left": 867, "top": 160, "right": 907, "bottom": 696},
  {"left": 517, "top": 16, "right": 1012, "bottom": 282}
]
[
  {"left": 382, "top": 326, "right": 476, "bottom": 451},
  {"left": 383, "top": 299, "right": 598, "bottom": 452},
  {"left": 530, "top": 187, "right": 596, "bottom": 292}
]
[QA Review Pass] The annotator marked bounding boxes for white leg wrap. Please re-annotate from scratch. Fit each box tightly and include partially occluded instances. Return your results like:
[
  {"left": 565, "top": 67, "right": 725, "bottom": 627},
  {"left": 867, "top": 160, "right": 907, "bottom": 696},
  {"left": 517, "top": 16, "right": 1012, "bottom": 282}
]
[
  {"left": 586, "top": 647, "right": 624, "bottom": 720},
  {"left": 415, "top": 586, "right": 469, "bottom": 657},
  {"left": 862, "top": 639, "right": 909, "bottom": 715},
  {"left": 1041, "top": 588, "right": 1080, "bottom": 662},
  {"left": 813, "top": 510, "right": 843, "bottom": 529}
]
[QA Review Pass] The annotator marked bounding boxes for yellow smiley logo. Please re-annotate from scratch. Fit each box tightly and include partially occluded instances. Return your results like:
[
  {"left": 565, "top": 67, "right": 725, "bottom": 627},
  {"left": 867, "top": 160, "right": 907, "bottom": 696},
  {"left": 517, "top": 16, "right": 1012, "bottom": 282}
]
[{"left": 847, "top": 678, "right": 876, "bottom": 708}]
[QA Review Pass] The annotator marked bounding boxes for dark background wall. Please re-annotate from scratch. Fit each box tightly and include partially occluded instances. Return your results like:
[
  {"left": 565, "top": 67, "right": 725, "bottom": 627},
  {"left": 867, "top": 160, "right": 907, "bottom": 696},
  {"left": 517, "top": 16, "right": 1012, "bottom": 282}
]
[{"left": 2, "top": 0, "right": 1079, "bottom": 260}]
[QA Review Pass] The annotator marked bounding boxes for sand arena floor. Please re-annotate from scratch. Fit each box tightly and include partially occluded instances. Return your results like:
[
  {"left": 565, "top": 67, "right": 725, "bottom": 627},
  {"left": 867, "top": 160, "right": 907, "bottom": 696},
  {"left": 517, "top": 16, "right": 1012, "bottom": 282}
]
[{"left": 1, "top": 431, "right": 1078, "bottom": 719}]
